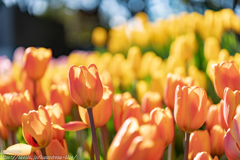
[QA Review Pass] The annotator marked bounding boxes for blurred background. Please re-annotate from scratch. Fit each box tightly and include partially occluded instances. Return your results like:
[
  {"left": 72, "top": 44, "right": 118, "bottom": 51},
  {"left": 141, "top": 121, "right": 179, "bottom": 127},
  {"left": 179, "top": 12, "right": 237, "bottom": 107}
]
[{"left": 0, "top": 0, "right": 239, "bottom": 59}]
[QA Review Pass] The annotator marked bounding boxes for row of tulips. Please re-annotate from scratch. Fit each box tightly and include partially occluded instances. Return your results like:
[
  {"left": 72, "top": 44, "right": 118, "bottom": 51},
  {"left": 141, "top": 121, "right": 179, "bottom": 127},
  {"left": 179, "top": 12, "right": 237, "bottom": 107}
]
[{"left": 0, "top": 9, "right": 240, "bottom": 160}]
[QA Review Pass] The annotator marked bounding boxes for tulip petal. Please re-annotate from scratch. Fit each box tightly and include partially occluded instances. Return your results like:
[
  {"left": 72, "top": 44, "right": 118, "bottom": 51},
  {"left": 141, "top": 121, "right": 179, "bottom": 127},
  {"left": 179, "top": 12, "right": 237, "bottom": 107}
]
[
  {"left": 52, "top": 121, "right": 89, "bottom": 131},
  {"left": 230, "top": 114, "right": 240, "bottom": 146},
  {"left": 3, "top": 144, "right": 39, "bottom": 156},
  {"left": 224, "top": 129, "right": 240, "bottom": 160}
]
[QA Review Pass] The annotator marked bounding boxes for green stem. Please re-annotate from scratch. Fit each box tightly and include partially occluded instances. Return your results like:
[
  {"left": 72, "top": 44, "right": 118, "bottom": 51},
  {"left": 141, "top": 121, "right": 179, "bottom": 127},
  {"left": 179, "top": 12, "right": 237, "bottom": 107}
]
[
  {"left": 99, "top": 125, "right": 109, "bottom": 159},
  {"left": 184, "top": 132, "right": 190, "bottom": 160},
  {"left": 87, "top": 108, "right": 100, "bottom": 160}
]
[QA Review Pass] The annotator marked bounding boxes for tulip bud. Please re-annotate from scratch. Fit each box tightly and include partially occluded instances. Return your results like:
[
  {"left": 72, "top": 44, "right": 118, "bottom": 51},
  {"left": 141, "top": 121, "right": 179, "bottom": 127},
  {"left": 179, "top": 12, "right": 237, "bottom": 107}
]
[
  {"left": 50, "top": 82, "right": 73, "bottom": 116},
  {"left": 189, "top": 130, "right": 211, "bottom": 160},
  {"left": 45, "top": 139, "right": 68, "bottom": 158},
  {"left": 150, "top": 107, "right": 174, "bottom": 146},
  {"left": 23, "top": 47, "right": 52, "bottom": 80},
  {"left": 205, "top": 104, "right": 220, "bottom": 131},
  {"left": 45, "top": 103, "right": 65, "bottom": 141},
  {"left": 113, "top": 92, "right": 132, "bottom": 131},
  {"left": 212, "top": 60, "right": 240, "bottom": 99},
  {"left": 68, "top": 64, "right": 103, "bottom": 108},
  {"left": 204, "top": 37, "right": 221, "bottom": 61},
  {"left": 224, "top": 128, "right": 240, "bottom": 159},
  {"left": 223, "top": 87, "right": 240, "bottom": 128},
  {"left": 22, "top": 106, "right": 53, "bottom": 148},
  {"left": 141, "top": 92, "right": 162, "bottom": 114},
  {"left": 193, "top": 152, "right": 219, "bottom": 160},
  {"left": 91, "top": 27, "right": 108, "bottom": 47},
  {"left": 164, "top": 73, "right": 194, "bottom": 111},
  {"left": 174, "top": 86, "right": 208, "bottom": 132},
  {"left": 79, "top": 87, "right": 113, "bottom": 128},
  {"left": 210, "top": 125, "right": 224, "bottom": 156},
  {"left": 127, "top": 46, "right": 142, "bottom": 72},
  {"left": 0, "top": 90, "right": 35, "bottom": 129}
]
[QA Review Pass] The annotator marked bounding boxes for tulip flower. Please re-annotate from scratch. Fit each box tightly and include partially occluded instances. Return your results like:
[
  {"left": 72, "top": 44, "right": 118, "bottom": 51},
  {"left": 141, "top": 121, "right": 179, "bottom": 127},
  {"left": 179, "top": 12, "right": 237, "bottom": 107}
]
[
  {"left": 136, "top": 80, "right": 149, "bottom": 102},
  {"left": 23, "top": 47, "right": 52, "bottom": 80},
  {"left": 100, "top": 70, "right": 114, "bottom": 93},
  {"left": 4, "top": 106, "right": 53, "bottom": 156},
  {"left": 212, "top": 60, "right": 240, "bottom": 99},
  {"left": 223, "top": 87, "right": 240, "bottom": 128},
  {"left": 127, "top": 46, "right": 142, "bottom": 72},
  {"left": 150, "top": 107, "right": 174, "bottom": 146},
  {"left": 68, "top": 64, "right": 103, "bottom": 108},
  {"left": 91, "top": 27, "right": 108, "bottom": 47},
  {"left": 205, "top": 104, "right": 220, "bottom": 131},
  {"left": 0, "top": 90, "right": 35, "bottom": 129},
  {"left": 141, "top": 92, "right": 162, "bottom": 114},
  {"left": 45, "top": 103, "right": 65, "bottom": 141},
  {"left": 218, "top": 100, "right": 228, "bottom": 131},
  {"left": 188, "top": 130, "right": 211, "bottom": 160},
  {"left": 79, "top": 87, "right": 113, "bottom": 128},
  {"left": 164, "top": 73, "right": 194, "bottom": 111},
  {"left": 0, "top": 75, "right": 18, "bottom": 94},
  {"left": 204, "top": 37, "right": 221, "bottom": 61},
  {"left": 174, "top": 85, "right": 208, "bottom": 132},
  {"left": 224, "top": 128, "right": 240, "bottom": 160},
  {"left": 210, "top": 125, "right": 224, "bottom": 156},
  {"left": 193, "top": 152, "right": 219, "bottom": 160},
  {"left": 45, "top": 139, "right": 68, "bottom": 159},
  {"left": 0, "top": 119, "right": 9, "bottom": 141},
  {"left": 50, "top": 82, "right": 73, "bottom": 116},
  {"left": 113, "top": 92, "right": 133, "bottom": 131}
]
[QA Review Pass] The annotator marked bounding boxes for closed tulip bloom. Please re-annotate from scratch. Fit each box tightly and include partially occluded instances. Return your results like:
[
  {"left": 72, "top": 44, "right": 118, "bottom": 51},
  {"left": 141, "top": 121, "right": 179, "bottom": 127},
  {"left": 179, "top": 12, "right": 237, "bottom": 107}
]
[
  {"left": 210, "top": 125, "right": 224, "bottom": 156},
  {"left": 45, "top": 139, "right": 68, "bottom": 159},
  {"left": 79, "top": 87, "right": 113, "bottom": 128},
  {"left": 218, "top": 100, "right": 228, "bottom": 131},
  {"left": 212, "top": 60, "right": 240, "bottom": 99},
  {"left": 136, "top": 80, "right": 149, "bottom": 102},
  {"left": 164, "top": 73, "right": 194, "bottom": 111},
  {"left": 50, "top": 82, "right": 73, "bottom": 116},
  {"left": 45, "top": 103, "right": 65, "bottom": 141},
  {"left": 113, "top": 92, "right": 132, "bottom": 131},
  {"left": 150, "top": 107, "right": 174, "bottom": 146},
  {"left": 205, "top": 104, "right": 220, "bottom": 131},
  {"left": 107, "top": 118, "right": 140, "bottom": 160},
  {"left": 188, "top": 130, "right": 211, "bottom": 160},
  {"left": 223, "top": 87, "right": 240, "bottom": 128},
  {"left": 141, "top": 92, "right": 162, "bottom": 114},
  {"left": 0, "top": 90, "right": 35, "bottom": 129},
  {"left": 0, "top": 75, "right": 18, "bottom": 94},
  {"left": 23, "top": 47, "right": 52, "bottom": 80},
  {"left": 22, "top": 105, "right": 53, "bottom": 148},
  {"left": 127, "top": 46, "right": 142, "bottom": 72},
  {"left": 193, "top": 152, "right": 219, "bottom": 160},
  {"left": 204, "top": 37, "right": 221, "bottom": 61},
  {"left": 224, "top": 128, "right": 240, "bottom": 160},
  {"left": 91, "top": 27, "right": 108, "bottom": 47},
  {"left": 174, "top": 85, "right": 208, "bottom": 132},
  {"left": 0, "top": 120, "right": 9, "bottom": 140},
  {"left": 68, "top": 64, "right": 103, "bottom": 108}
]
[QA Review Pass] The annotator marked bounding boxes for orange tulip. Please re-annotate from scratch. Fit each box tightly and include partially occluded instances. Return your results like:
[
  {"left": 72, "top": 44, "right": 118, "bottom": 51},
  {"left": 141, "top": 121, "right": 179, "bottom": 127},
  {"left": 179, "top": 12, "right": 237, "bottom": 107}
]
[
  {"left": 224, "top": 128, "right": 240, "bottom": 160},
  {"left": 23, "top": 47, "right": 52, "bottom": 80},
  {"left": 4, "top": 106, "right": 53, "bottom": 156},
  {"left": 45, "top": 139, "right": 68, "bottom": 159},
  {"left": 218, "top": 100, "right": 228, "bottom": 131},
  {"left": 150, "top": 107, "right": 174, "bottom": 146},
  {"left": 100, "top": 70, "right": 114, "bottom": 93},
  {"left": 113, "top": 92, "right": 133, "bottom": 131},
  {"left": 193, "top": 152, "right": 219, "bottom": 160},
  {"left": 164, "top": 73, "right": 194, "bottom": 111},
  {"left": 0, "top": 119, "right": 9, "bottom": 140},
  {"left": 174, "top": 85, "right": 208, "bottom": 132},
  {"left": 188, "top": 130, "right": 211, "bottom": 160},
  {"left": 210, "top": 125, "right": 224, "bottom": 156},
  {"left": 0, "top": 75, "right": 18, "bottom": 94},
  {"left": 107, "top": 118, "right": 140, "bottom": 160},
  {"left": 79, "top": 87, "right": 113, "bottom": 128},
  {"left": 212, "top": 60, "right": 240, "bottom": 99},
  {"left": 141, "top": 92, "right": 162, "bottom": 114},
  {"left": 46, "top": 103, "right": 65, "bottom": 141},
  {"left": 0, "top": 90, "right": 34, "bottom": 129},
  {"left": 22, "top": 105, "right": 53, "bottom": 148},
  {"left": 68, "top": 64, "right": 103, "bottom": 108},
  {"left": 50, "top": 82, "right": 73, "bottom": 116},
  {"left": 205, "top": 104, "right": 220, "bottom": 131},
  {"left": 223, "top": 87, "right": 240, "bottom": 128},
  {"left": 20, "top": 71, "right": 47, "bottom": 108}
]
